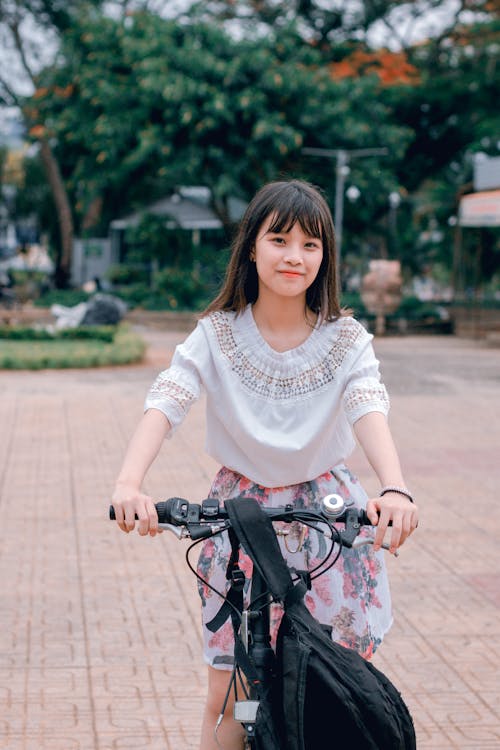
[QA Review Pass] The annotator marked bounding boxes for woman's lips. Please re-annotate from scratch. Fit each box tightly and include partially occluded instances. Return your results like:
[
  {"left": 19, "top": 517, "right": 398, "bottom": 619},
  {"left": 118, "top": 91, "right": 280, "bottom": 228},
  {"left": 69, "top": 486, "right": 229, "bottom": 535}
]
[{"left": 279, "top": 271, "right": 303, "bottom": 277}]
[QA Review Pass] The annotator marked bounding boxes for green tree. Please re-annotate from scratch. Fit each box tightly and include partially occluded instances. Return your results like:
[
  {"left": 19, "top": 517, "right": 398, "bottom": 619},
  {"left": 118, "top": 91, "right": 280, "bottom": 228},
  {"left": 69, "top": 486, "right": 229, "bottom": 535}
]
[
  {"left": 0, "top": 0, "right": 103, "bottom": 285},
  {"left": 384, "top": 14, "right": 500, "bottom": 279},
  {"left": 31, "top": 12, "right": 410, "bottom": 243},
  {"left": 297, "top": 3, "right": 500, "bottom": 280}
]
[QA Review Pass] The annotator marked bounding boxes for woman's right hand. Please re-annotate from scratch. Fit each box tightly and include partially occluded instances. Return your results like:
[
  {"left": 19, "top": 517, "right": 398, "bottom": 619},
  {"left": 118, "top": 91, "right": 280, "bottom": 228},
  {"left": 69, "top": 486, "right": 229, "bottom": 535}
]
[{"left": 111, "top": 482, "right": 161, "bottom": 537}]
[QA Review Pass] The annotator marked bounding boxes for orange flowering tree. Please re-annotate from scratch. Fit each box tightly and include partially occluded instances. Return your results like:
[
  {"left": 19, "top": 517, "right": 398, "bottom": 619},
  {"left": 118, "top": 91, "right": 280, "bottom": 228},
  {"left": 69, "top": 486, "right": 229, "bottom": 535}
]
[{"left": 329, "top": 50, "right": 420, "bottom": 87}]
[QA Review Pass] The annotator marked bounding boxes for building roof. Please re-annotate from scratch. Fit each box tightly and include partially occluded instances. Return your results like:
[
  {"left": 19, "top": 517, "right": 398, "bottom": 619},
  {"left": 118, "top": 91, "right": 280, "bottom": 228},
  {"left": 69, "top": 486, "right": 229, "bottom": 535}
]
[
  {"left": 459, "top": 189, "right": 500, "bottom": 227},
  {"left": 110, "top": 186, "right": 247, "bottom": 231}
]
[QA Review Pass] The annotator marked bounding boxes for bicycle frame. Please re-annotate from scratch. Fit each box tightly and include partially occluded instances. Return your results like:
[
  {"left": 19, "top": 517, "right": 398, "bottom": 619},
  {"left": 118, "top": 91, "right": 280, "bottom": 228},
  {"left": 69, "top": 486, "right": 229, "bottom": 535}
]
[{"left": 233, "top": 567, "right": 274, "bottom": 747}]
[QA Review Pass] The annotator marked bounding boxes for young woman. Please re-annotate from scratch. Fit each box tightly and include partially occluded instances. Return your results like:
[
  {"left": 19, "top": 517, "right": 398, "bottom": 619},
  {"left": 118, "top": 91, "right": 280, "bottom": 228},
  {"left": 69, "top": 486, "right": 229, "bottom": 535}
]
[{"left": 112, "top": 179, "right": 419, "bottom": 749}]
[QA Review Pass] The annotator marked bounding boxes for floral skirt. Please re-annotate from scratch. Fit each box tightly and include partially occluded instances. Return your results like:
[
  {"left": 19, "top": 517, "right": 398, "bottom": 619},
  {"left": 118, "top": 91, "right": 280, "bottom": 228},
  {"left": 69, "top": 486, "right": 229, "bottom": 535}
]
[{"left": 196, "top": 465, "right": 393, "bottom": 671}]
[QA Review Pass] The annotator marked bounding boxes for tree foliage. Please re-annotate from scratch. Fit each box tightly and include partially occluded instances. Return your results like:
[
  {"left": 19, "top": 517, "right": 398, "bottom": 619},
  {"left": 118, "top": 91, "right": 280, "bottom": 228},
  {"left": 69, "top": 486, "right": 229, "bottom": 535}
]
[
  {"left": 0, "top": 0, "right": 104, "bottom": 285},
  {"left": 29, "top": 11, "right": 410, "bottom": 236},
  {"left": 3, "top": 0, "right": 499, "bottom": 293}
]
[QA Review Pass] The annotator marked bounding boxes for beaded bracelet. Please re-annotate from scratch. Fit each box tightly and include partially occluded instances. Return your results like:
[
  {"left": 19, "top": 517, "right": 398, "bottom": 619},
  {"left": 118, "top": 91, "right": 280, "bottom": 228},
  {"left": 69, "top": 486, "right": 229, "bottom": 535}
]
[{"left": 379, "top": 486, "right": 414, "bottom": 503}]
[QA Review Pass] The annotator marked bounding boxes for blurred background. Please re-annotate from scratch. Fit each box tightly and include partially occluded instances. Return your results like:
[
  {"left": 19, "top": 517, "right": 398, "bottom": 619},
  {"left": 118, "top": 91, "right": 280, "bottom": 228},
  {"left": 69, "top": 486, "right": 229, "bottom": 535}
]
[{"left": 0, "top": 0, "right": 499, "bottom": 337}]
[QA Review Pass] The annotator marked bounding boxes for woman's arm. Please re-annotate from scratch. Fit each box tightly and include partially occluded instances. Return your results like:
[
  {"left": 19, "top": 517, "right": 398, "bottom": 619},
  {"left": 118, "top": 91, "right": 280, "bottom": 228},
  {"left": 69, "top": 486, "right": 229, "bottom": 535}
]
[
  {"left": 353, "top": 411, "right": 419, "bottom": 553},
  {"left": 112, "top": 408, "right": 171, "bottom": 536}
]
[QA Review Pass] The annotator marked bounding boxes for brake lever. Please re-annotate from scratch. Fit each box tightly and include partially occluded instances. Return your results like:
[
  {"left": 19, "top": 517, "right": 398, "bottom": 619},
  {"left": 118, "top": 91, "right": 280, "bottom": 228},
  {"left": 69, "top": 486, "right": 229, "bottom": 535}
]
[
  {"left": 338, "top": 507, "right": 363, "bottom": 547},
  {"left": 157, "top": 521, "right": 230, "bottom": 540},
  {"left": 352, "top": 538, "right": 399, "bottom": 557},
  {"left": 157, "top": 523, "right": 189, "bottom": 539}
]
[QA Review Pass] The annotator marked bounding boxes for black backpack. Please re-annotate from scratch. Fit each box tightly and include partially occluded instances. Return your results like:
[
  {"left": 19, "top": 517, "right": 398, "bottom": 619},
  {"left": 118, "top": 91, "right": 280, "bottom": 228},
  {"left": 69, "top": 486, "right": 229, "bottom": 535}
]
[{"left": 221, "top": 497, "right": 417, "bottom": 750}]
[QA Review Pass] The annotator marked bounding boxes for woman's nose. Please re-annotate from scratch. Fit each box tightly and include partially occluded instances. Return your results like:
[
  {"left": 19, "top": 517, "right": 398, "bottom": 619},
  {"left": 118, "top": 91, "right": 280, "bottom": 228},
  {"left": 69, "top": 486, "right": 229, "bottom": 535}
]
[{"left": 284, "top": 244, "right": 303, "bottom": 263}]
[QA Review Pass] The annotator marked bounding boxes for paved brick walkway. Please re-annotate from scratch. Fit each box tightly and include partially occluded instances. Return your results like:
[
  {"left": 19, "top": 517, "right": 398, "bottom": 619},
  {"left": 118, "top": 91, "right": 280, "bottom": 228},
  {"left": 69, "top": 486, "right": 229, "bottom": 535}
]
[{"left": 0, "top": 329, "right": 499, "bottom": 749}]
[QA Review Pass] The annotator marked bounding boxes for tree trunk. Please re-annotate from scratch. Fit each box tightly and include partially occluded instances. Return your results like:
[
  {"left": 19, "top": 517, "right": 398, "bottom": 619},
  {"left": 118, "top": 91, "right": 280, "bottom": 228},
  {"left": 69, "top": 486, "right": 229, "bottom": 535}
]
[{"left": 38, "top": 138, "right": 74, "bottom": 288}]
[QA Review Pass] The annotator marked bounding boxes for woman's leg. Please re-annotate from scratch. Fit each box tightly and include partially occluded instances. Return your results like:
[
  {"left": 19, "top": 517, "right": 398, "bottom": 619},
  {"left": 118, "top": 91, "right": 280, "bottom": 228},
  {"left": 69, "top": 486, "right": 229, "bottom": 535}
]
[{"left": 199, "top": 666, "right": 245, "bottom": 750}]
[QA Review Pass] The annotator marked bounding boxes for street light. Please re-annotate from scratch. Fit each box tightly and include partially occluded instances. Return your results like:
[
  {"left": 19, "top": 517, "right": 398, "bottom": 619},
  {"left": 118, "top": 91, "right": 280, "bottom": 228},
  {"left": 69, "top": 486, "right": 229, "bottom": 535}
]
[
  {"left": 388, "top": 191, "right": 401, "bottom": 210},
  {"left": 302, "top": 146, "right": 388, "bottom": 272},
  {"left": 346, "top": 185, "right": 361, "bottom": 203},
  {"left": 388, "top": 191, "right": 402, "bottom": 255}
]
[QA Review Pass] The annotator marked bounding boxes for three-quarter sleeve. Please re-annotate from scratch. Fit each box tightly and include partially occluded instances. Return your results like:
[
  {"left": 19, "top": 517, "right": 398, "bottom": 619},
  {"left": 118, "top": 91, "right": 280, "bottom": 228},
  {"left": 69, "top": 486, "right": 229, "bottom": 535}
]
[
  {"left": 342, "top": 331, "right": 390, "bottom": 425},
  {"left": 144, "top": 324, "right": 207, "bottom": 434}
]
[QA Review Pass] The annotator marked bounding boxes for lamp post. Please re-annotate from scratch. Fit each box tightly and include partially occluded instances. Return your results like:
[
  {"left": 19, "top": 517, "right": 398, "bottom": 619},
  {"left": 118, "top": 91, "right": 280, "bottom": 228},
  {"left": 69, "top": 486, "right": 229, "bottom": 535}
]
[
  {"left": 302, "top": 147, "right": 388, "bottom": 272},
  {"left": 334, "top": 151, "right": 350, "bottom": 261},
  {"left": 388, "top": 191, "right": 401, "bottom": 255}
]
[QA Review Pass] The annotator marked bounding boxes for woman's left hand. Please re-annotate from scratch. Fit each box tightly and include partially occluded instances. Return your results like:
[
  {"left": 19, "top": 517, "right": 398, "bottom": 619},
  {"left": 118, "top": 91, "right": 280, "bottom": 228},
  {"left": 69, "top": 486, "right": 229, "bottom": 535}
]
[{"left": 365, "top": 492, "right": 419, "bottom": 554}]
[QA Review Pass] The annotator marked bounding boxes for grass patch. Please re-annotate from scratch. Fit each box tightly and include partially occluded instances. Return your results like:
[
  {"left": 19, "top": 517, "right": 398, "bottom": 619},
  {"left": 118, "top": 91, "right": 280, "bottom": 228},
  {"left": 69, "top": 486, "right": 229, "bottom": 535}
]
[
  {"left": 0, "top": 325, "right": 146, "bottom": 370},
  {"left": 0, "top": 325, "right": 116, "bottom": 342}
]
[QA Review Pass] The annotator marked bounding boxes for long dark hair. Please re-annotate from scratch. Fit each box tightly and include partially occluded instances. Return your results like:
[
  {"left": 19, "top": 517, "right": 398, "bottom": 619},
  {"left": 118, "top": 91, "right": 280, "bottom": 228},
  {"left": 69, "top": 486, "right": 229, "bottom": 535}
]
[{"left": 203, "top": 179, "right": 341, "bottom": 321}]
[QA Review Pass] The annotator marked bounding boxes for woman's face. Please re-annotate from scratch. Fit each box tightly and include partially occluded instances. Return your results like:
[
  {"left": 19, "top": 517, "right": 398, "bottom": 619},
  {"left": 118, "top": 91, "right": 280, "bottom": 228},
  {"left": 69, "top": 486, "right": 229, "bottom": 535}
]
[{"left": 251, "top": 214, "right": 323, "bottom": 304}]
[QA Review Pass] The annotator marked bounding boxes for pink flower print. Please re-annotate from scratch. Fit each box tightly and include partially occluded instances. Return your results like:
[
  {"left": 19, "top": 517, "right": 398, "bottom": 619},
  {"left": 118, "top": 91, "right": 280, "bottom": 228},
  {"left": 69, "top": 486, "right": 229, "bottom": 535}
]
[
  {"left": 366, "top": 554, "right": 380, "bottom": 578},
  {"left": 202, "top": 538, "right": 215, "bottom": 560},
  {"left": 312, "top": 573, "right": 334, "bottom": 607},
  {"left": 342, "top": 572, "right": 358, "bottom": 603},
  {"left": 208, "top": 619, "right": 234, "bottom": 652},
  {"left": 335, "top": 607, "right": 355, "bottom": 629},
  {"left": 237, "top": 475, "right": 253, "bottom": 492},
  {"left": 198, "top": 581, "right": 212, "bottom": 604},
  {"left": 318, "top": 469, "right": 332, "bottom": 482},
  {"left": 275, "top": 485, "right": 287, "bottom": 493},
  {"left": 305, "top": 592, "right": 316, "bottom": 615},
  {"left": 361, "top": 641, "right": 374, "bottom": 661}
]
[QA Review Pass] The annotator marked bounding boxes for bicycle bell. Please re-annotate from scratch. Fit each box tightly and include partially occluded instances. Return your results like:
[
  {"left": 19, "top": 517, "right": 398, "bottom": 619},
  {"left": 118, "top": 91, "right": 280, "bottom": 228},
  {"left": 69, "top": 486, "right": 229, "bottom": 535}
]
[{"left": 322, "top": 493, "right": 345, "bottom": 518}]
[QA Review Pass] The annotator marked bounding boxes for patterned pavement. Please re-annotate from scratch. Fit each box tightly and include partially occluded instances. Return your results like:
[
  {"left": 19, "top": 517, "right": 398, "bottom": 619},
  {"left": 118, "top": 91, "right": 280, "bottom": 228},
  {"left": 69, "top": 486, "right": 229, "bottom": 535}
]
[{"left": 0, "top": 327, "right": 499, "bottom": 749}]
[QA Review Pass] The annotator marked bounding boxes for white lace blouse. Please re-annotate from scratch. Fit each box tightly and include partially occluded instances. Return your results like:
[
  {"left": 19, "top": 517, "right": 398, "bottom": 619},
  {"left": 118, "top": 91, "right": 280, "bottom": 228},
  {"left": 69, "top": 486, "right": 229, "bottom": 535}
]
[{"left": 145, "top": 305, "right": 389, "bottom": 488}]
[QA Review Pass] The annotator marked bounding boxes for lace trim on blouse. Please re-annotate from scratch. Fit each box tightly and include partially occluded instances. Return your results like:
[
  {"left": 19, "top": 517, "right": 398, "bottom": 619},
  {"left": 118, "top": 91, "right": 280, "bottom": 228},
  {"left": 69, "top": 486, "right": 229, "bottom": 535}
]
[
  {"left": 147, "top": 372, "right": 197, "bottom": 414},
  {"left": 344, "top": 384, "right": 389, "bottom": 416},
  {"left": 209, "top": 312, "right": 364, "bottom": 401}
]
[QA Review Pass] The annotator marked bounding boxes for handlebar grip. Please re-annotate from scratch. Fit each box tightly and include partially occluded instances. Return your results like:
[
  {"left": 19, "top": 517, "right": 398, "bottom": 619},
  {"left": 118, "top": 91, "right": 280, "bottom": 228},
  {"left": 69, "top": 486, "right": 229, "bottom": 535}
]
[
  {"left": 358, "top": 509, "right": 370, "bottom": 526},
  {"left": 108, "top": 498, "right": 186, "bottom": 524},
  {"left": 358, "top": 508, "right": 392, "bottom": 527}
]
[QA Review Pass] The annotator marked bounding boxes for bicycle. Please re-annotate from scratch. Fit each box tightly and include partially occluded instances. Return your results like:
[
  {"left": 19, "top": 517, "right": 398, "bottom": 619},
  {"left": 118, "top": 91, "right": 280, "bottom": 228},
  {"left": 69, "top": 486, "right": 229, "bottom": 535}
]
[{"left": 110, "top": 493, "right": 396, "bottom": 748}]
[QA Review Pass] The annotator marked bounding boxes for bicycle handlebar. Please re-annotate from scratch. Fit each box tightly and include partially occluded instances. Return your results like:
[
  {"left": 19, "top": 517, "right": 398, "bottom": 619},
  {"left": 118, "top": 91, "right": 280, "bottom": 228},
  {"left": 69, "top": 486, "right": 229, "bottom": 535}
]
[{"left": 109, "top": 494, "right": 381, "bottom": 547}]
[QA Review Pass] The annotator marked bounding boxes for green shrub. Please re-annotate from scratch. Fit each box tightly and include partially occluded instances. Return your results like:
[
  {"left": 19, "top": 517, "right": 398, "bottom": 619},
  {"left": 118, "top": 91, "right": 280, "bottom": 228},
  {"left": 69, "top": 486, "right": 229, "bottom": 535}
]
[
  {"left": 34, "top": 289, "right": 91, "bottom": 308},
  {"left": 10, "top": 269, "right": 48, "bottom": 286},
  {"left": 396, "top": 296, "right": 448, "bottom": 320},
  {"left": 153, "top": 266, "right": 206, "bottom": 309},
  {"left": 0, "top": 325, "right": 116, "bottom": 342},
  {"left": 9, "top": 269, "right": 52, "bottom": 302},
  {"left": 59, "top": 326, "right": 116, "bottom": 341},
  {"left": 110, "top": 267, "right": 210, "bottom": 311},
  {"left": 0, "top": 325, "right": 145, "bottom": 369},
  {"left": 112, "top": 282, "right": 152, "bottom": 306},
  {"left": 106, "top": 263, "right": 149, "bottom": 285}
]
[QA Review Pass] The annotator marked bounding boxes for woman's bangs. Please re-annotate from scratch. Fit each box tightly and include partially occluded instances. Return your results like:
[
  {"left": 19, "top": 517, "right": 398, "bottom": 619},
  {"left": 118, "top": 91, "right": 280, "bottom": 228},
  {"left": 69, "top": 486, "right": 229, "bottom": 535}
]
[{"left": 266, "top": 203, "right": 323, "bottom": 239}]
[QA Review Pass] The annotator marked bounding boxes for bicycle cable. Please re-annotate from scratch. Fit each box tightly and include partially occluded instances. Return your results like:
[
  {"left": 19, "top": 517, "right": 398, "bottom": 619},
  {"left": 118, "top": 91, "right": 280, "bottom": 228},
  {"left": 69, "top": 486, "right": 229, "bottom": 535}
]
[
  {"left": 185, "top": 534, "right": 244, "bottom": 624},
  {"left": 183, "top": 509, "right": 347, "bottom": 623},
  {"left": 248, "top": 516, "right": 343, "bottom": 613}
]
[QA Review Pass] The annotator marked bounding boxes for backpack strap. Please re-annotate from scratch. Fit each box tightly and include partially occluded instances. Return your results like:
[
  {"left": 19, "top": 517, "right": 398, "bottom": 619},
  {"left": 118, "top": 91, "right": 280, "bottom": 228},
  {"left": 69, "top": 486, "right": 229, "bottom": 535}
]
[
  {"left": 284, "top": 577, "right": 308, "bottom": 607},
  {"left": 224, "top": 497, "right": 295, "bottom": 603},
  {"left": 206, "top": 526, "right": 244, "bottom": 633}
]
